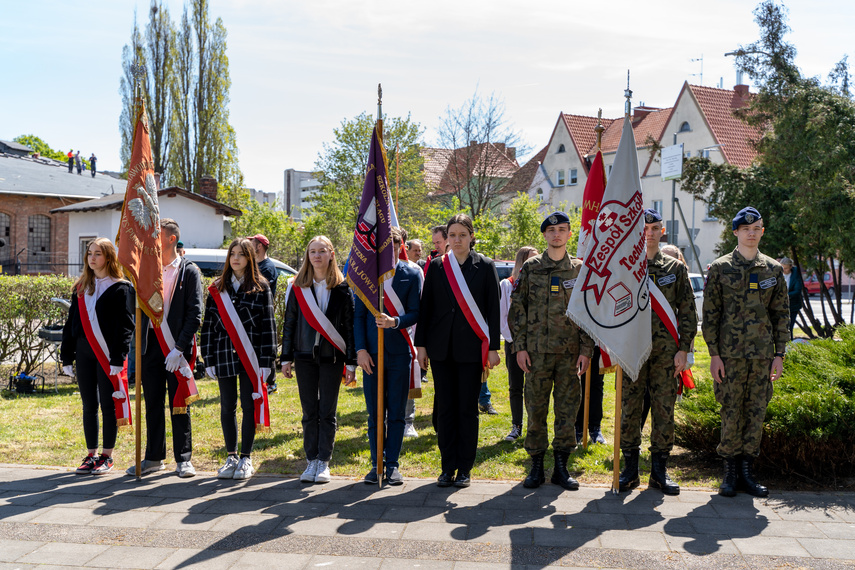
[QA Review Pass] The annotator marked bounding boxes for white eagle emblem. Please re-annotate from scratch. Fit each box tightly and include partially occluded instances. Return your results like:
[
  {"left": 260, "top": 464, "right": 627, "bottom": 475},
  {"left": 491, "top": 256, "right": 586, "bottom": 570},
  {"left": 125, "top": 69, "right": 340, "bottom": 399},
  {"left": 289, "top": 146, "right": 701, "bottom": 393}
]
[
  {"left": 128, "top": 173, "right": 160, "bottom": 239},
  {"left": 745, "top": 213, "right": 755, "bottom": 223}
]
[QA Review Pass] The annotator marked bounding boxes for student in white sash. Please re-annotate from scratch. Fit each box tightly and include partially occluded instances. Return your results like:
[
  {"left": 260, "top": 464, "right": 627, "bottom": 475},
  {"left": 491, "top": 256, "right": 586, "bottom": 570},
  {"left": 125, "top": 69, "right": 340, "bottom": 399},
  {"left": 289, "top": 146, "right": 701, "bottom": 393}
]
[
  {"left": 202, "top": 238, "right": 276, "bottom": 480},
  {"left": 61, "top": 238, "right": 134, "bottom": 475},
  {"left": 281, "top": 236, "right": 357, "bottom": 484},
  {"left": 415, "top": 214, "right": 501, "bottom": 488}
]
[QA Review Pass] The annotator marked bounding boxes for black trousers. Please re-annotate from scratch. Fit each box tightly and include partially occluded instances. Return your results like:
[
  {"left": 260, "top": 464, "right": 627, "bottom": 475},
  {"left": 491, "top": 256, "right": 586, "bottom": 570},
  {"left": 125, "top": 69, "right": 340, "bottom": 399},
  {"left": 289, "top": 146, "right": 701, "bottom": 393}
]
[
  {"left": 576, "top": 346, "right": 605, "bottom": 430},
  {"left": 218, "top": 369, "right": 256, "bottom": 456},
  {"left": 141, "top": 329, "right": 192, "bottom": 463},
  {"left": 75, "top": 337, "right": 118, "bottom": 450},
  {"left": 295, "top": 360, "right": 342, "bottom": 462},
  {"left": 432, "top": 359, "right": 482, "bottom": 474},
  {"left": 504, "top": 342, "right": 524, "bottom": 427}
]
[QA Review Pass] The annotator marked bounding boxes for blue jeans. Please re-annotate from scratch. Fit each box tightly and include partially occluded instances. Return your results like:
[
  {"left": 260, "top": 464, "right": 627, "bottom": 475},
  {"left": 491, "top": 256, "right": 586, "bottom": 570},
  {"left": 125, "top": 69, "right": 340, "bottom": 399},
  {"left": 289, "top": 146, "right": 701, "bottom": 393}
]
[
  {"left": 479, "top": 380, "right": 492, "bottom": 407},
  {"left": 362, "top": 353, "right": 411, "bottom": 468}
]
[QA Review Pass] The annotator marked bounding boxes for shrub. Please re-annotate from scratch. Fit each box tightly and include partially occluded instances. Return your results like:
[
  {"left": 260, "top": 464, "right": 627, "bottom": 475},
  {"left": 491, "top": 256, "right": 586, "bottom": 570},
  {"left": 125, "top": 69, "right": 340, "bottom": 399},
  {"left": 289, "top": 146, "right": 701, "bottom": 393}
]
[
  {"left": 676, "top": 325, "right": 855, "bottom": 480},
  {"left": 0, "top": 275, "right": 76, "bottom": 374}
]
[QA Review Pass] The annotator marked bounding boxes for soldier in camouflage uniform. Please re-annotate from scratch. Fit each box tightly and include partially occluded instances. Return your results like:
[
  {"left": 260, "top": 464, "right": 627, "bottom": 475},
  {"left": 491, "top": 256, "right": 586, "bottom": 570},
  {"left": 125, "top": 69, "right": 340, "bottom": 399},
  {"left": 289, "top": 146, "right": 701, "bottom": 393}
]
[
  {"left": 618, "top": 209, "right": 697, "bottom": 495},
  {"left": 508, "top": 211, "right": 593, "bottom": 490},
  {"left": 702, "top": 206, "right": 789, "bottom": 498}
]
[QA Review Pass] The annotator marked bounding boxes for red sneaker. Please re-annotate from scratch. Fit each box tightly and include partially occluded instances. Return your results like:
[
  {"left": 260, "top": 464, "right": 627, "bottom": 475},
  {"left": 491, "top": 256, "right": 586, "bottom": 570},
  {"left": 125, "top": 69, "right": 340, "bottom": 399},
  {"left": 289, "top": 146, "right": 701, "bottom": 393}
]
[
  {"left": 76, "top": 454, "right": 96, "bottom": 474},
  {"left": 92, "top": 455, "right": 114, "bottom": 475}
]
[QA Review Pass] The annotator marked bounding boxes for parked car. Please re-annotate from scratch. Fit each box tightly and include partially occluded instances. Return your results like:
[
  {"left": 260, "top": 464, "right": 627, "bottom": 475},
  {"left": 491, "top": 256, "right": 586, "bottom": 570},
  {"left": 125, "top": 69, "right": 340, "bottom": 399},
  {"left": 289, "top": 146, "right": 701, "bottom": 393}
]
[
  {"left": 182, "top": 248, "right": 297, "bottom": 280},
  {"left": 688, "top": 273, "right": 705, "bottom": 324},
  {"left": 804, "top": 272, "right": 834, "bottom": 296},
  {"left": 494, "top": 260, "right": 514, "bottom": 281}
]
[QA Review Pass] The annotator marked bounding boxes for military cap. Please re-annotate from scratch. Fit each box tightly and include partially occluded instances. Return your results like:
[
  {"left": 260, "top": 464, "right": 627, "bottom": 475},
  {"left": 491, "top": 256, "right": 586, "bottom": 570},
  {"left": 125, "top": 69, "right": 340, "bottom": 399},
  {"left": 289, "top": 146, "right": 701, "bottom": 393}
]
[
  {"left": 643, "top": 208, "right": 663, "bottom": 224},
  {"left": 732, "top": 206, "right": 762, "bottom": 230},
  {"left": 541, "top": 211, "right": 571, "bottom": 233}
]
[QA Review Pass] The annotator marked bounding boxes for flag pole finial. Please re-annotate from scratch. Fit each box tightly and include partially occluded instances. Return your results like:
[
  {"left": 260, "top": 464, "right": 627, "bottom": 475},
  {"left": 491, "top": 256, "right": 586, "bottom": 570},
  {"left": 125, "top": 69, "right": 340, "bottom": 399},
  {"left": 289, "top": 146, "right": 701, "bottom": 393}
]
[
  {"left": 624, "top": 70, "right": 632, "bottom": 117},
  {"left": 595, "top": 108, "right": 605, "bottom": 150},
  {"left": 377, "top": 83, "right": 383, "bottom": 141}
]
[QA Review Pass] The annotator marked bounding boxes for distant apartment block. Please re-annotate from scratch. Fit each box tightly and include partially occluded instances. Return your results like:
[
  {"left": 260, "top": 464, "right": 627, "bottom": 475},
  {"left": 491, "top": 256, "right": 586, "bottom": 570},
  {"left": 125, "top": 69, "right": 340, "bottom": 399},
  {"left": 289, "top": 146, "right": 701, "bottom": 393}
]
[
  {"left": 283, "top": 168, "right": 321, "bottom": 221},
  {"left": 249, "top": 187, "right": 279, "bottom": 209}
]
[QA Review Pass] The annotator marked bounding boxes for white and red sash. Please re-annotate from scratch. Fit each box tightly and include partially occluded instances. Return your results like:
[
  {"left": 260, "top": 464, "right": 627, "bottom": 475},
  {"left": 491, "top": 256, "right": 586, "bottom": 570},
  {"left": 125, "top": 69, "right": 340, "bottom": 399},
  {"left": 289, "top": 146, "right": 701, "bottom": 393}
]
[
  {"left": 441, "top": 252, "right": 490, "bottom": 368},
  {"left": 648, "top": 278, "right": 694, "bottom": 393},
  {"left": 208, "top": 284, "right": 271, "bottom": 431},
  {"left": 383, "top": 280, "right": 421, "bottom": 398},
  {"left": 154, "top": 320, "right": 199, "bottom": 414},
  {"left": 292, "top": 286, "right": 347, "bottom": 354},
  {"left": 78, "top": 295, "right": 132, "bottom": 426}
]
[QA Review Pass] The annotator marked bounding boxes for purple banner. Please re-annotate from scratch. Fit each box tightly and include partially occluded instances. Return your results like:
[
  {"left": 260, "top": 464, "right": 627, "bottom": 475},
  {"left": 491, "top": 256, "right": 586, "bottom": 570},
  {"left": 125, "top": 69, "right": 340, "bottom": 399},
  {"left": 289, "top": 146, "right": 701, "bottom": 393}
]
[{"left": 346, "top": 124, "right": 396, "bottom": 316}]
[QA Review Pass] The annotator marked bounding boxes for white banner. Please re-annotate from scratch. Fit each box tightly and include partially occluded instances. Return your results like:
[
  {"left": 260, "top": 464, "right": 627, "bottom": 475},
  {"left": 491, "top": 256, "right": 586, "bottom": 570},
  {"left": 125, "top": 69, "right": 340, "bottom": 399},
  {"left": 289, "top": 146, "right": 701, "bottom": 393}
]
[{"left": 660, "top": 143, "right": 684, "bottom": 181}]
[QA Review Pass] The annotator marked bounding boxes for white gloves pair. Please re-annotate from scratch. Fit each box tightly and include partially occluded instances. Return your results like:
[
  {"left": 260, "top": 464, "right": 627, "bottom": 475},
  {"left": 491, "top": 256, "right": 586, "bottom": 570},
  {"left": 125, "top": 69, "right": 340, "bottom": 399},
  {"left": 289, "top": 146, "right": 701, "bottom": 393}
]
[
  {"left": 206, "top": 366, "right": 217, "bottom": 379},
  {"left": 109, "top": 365, "right": 123, "bottom": 376},
  {"left": 164, "top": 348, "right": 183, "bottom": 372},
  {"left": 112, "top": 391, "right": 126, "bottom": 400},
  {"left": 62, "top": 365, "right": 74, "bottom": 377}
]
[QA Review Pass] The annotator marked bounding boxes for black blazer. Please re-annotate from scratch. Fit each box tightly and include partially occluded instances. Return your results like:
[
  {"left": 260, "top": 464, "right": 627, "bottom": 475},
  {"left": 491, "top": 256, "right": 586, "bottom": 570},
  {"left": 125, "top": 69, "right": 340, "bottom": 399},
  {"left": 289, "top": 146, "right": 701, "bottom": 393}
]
[
  {"left": 414, "top": 250, "right": 501, "bottom": 363},
  {"left": 201, "top": 281, "right": 276, "bottom": 377},
  {"left": 280, "top": 281, "right": 357, "bottom": 365},
  {"left": 139, "top": 258, "right": 204, "bottom": 361},
  {"left": 61, "top": 281, "right": 135, "bottom": 367}
]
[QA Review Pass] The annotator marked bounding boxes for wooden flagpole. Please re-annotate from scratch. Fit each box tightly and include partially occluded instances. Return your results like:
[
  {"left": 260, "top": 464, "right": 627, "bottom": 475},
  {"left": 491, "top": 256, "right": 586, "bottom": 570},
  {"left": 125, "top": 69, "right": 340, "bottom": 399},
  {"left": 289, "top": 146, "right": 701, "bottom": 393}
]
[
  {"left": 612, "top": 365, "right": 623, "bottom": 493},
  {"left": 135, "top": 303, "right": 142, "bottom": 481},
  {"left": 376, "top": 84, "right": 385, "bottom": 487}
]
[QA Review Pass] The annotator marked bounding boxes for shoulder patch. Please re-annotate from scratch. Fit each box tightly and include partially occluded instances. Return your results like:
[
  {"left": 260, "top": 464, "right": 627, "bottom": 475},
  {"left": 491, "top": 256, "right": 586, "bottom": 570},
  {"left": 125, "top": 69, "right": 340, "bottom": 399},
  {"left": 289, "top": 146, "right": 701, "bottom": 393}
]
[
  {"left": 759, "top": 277, "right": 777, "bottom": 289},
  {"left": 657, "top": 274, "right": 677, "bottom": 286},
  {"left": 563, "top": 278, "right": 576, "bottom": 289}
]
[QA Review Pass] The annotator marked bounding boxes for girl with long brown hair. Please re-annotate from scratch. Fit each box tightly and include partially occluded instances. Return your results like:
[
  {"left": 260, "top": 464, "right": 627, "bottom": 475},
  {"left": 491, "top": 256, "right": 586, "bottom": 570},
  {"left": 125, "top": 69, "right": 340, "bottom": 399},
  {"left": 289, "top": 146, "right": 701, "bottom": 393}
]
[{"left": 61, "top": 238, "right": 134, "bottom": 475}]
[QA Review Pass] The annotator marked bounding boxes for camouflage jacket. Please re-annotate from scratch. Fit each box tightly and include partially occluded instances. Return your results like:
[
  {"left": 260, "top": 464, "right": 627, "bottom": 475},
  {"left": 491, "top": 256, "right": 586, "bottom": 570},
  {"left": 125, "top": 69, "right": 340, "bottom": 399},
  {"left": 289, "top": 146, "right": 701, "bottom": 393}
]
[
  {"left": 702, "top": 248, "right": 789, "bottom": 359},
  {"left": 648, "top": 251, "right": 697, "bottom": 354},
  {"left": 508, "top": 252, "right": 594, "bottom": 357}
]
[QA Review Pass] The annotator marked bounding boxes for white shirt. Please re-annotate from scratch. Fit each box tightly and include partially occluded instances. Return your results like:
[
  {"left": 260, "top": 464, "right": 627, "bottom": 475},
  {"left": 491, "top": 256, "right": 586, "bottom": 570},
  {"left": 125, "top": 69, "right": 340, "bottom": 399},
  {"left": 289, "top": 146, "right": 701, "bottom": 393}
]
[
  {"left": 231, "top": 274, "right": 244, "bottom": 293},
  {"left": 783, "top": 272, "right": 792, "bottom": 289},
  {"left": 313, "top": 278, "right": 330, "bottom": 313},
  {"left": 161, "top": 256, "right": 181, "bottom": 319},
  {"left": 499, "top": 277, "right": 514, "bottom": 342},
  {"left": 84, "top": 276, "right": 118, "bottom": 322}
]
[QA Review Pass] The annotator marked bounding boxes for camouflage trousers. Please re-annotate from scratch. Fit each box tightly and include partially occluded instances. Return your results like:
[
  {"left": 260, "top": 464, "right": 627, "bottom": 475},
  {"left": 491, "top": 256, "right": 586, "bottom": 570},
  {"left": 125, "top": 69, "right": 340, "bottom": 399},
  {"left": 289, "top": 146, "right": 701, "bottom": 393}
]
[
  {"left": 714, "top": 357, "right": 773, "bottom": 458},
  {"left": 524, "top": 352, "right": 581, "bottom": 456},
  {"left": 621, "top": 347, "right": 679, "bottom": 454}
]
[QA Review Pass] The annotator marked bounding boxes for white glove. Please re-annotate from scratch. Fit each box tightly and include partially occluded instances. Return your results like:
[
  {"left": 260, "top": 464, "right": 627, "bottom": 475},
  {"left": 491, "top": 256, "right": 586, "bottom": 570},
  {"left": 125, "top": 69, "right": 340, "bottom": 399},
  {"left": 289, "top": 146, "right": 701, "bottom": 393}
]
[
  {"left": 178, "top": 365, "right": 192, "bottom": 378},
  {"left": 112, "top": 391, "right": 126, "bottom": 400},
  {"left": 252, "top": 392, "right": 262, "bottom": 400},
  {"left": 687, "top": 352, "right": 695, "bottom": 366},
  {"left": 260, "top": 368, "right": 271, "bottom": 381},
  {"left": 62, "top": 365, "right": 74, "bottom": 377},
  {"left": 206, "top": 366, "right": 217, "bottom": 379},
  {"left": 109, "top": 365, "right": 123, "bottom": 376},
  {"left": 164, "top": 348, "right": 183, "bottom": 372}
]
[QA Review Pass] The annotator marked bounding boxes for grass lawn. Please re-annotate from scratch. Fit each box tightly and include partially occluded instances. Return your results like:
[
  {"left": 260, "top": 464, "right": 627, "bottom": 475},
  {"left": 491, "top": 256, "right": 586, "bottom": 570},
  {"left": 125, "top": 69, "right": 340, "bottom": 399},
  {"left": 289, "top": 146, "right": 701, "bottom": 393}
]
[{"left": 1, "top": 342, "right": 723, "bottom": 487}]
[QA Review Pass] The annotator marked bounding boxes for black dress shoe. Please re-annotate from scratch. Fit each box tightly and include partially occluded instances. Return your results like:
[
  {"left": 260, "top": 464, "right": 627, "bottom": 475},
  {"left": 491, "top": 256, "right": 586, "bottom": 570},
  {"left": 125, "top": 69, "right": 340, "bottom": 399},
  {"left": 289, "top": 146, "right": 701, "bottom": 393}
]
[
  {"left": 437, "top": 471, "right": 455, "bottom": 487},
  {"left": 453, "top": 472, "right": 471, "bottom": 487}
]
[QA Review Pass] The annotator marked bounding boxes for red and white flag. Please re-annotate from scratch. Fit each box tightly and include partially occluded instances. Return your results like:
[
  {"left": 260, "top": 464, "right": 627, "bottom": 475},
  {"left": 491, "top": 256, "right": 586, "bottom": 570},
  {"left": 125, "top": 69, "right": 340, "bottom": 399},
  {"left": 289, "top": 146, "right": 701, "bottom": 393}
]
[
  {"left": 567, "top": 116, "right": 651, "bottom": 380},
  {"left": 442, "top": 252, "right": 490, "bottom": 369}
]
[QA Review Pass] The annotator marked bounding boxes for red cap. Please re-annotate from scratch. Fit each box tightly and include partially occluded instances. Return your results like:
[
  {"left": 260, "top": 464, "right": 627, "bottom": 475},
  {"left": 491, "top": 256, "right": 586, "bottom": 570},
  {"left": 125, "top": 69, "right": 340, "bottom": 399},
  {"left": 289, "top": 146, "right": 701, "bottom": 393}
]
[{"left": 251, "top": 234, "right": 269, "bottom": 247}]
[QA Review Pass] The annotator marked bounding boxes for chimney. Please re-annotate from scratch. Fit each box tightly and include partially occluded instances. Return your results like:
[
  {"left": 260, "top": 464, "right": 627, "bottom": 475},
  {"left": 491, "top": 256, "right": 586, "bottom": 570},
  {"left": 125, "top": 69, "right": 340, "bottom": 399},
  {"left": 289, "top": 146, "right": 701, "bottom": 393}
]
[
  {"left": 469, "top": 140, "right": 478, "bottom": 147},
  {"left": 199, "top": 175, "right": 218, "bottom": 200},
  {"left": 153, "top": 173, "right": 162, "bottom": 191},
  {"left": 632, "top": 105, "right": 655, "bottom": 122},
  {"left": 734, "top": 84, "right": 750, "bottom": 98},
  {"left": 507, "top": 147, "right": 516, "bottom": 161}
]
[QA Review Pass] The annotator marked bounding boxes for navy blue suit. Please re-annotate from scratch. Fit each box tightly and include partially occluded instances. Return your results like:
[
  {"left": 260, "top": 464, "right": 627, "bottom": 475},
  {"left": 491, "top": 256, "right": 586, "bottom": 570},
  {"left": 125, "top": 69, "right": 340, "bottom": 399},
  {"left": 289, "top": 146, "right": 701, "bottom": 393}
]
[{"left": 354, "top": 261, "right": 421, "bottom": 469}]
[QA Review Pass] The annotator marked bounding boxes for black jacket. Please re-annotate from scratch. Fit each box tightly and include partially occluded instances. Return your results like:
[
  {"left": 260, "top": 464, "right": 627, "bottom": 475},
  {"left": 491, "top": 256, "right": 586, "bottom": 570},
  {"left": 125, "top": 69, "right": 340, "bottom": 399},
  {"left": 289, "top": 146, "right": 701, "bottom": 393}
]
[
  {"left": 139, "top": 258, "right": 204, "bottom": 362},
  {"left": 280, "top": 281, "right": 356, "bottom": 365},
  {"left": 201, "top": 281, "right": 276, "bottom": 377},
  {"left": 414, "top": 250, "right": 501, "bottom": 363},
  {"left": 61, "top": 281, "right": 135, "bottom": 367}
]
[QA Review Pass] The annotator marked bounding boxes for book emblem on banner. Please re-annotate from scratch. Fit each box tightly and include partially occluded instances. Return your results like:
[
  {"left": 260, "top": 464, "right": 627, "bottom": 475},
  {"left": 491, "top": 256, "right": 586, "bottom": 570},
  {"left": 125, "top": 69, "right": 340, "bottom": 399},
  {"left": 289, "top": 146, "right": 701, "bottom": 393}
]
[{"left": 608, "top": 282, "right": 633, "bottom": 316}]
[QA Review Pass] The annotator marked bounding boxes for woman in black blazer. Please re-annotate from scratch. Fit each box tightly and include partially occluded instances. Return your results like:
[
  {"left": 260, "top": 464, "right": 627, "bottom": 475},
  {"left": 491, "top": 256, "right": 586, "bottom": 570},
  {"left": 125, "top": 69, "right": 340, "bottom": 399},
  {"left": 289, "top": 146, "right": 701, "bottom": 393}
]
[
  {"left": 202, "top": 238, "right": 276, "bottom": 481},
  {"left": 281, "top": 235, "right": 356, "bottom": 484},
  {"left": 61, "top": 238, "right": 134, "bottom": 475},
  {"left": 415, "top": 214, "right": 501, "bottom": 487}
]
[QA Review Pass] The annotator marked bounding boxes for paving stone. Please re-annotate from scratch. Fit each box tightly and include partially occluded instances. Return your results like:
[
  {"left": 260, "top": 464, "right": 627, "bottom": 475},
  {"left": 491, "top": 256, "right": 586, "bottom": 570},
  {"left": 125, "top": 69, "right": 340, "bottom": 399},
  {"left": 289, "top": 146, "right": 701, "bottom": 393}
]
[
  {"left": 598, "top": 529, "right": 670, "bottom": 551},
  {"left": 154, "top": 548, "right": 242, "bottom": 569},
  {"left": 401, "top": 521, "right": 468, "bottom": 543},
  {"left": 378, "top": 558, "right": 454, "bottom": 569},
  {"left": 152, "top": 511, "right": 223, "bottom": 531},
  {"left": 0, "top": 539, "right": 44, "bottom": 562},
  {"left": 663, "top": 533, "right": 739, "bottom": 555},
  {"left": 263, "top": 501, "right": 328, "bottom": 517},
  {"left": 29, "top": 506, "right": 99, "bottom": 525},
  {"left": 335, "top": 520, "right": 407, "bottom": 540},
  {"left": 503, "top": 510, "right": 564, "bottom": 528},
  {"left": 619, "top": 549, "right": 685, "bottom": 570},
  {"left": 654, "top": 500, "right": 719, "bottom": 518},
  {"left": 0, "top": 504, "right": 47, "bottom": 522},
  {"left": 0, "top": 492, "right": 48, "bottom": 506},
  {"left": 87, "top": 509, "right": 165, "bottom": 529},
  {"left": 324, "top": 503, "right": 388, "bottom": 520},
  {"left": 381, "top": 505, "right": 446, "bottom": 523},
  {"left": 464, "top": 524, "right": 530, "bottom": 545},
  {"left": 756, "top": 519, "right": 827, "bottom": 538},
  {"left": 564, "top": 511, "right": 627, "bottom": 530},
  {"left": 541, "top": 497, "right": 599, "bottom": 514},
  {"left": 87, "top": 544, "right": 176, "bottom": 568},
  {"left": 530, "top": 527, "right": 600, "bottom": 549},
  {"left": 277, "top": 515, "right": 345, "bottom": 536},
  {"left": 814, "top": 522, "right": 855, "bottom": 539},
  {"left": 207, "top": 513, "right": 282, "bottom": 534},
  {"left": 93, "top": 494, "right": 166, "bottom": 511},
  {"left": 17, "top": 542, "right": 109, "bottom": 565},
  {"left": 424, "top": 493, "right": 492, "bottom": 509},
  {"left": 689, "top": 515, "right": 766, "bottom": 537},
  {"left": 798, "top": 538, "right": 855, "bottom": 559},
  {"left": 199, "top": 498, "right": 274, "bottom": 514},
  {"left": 731, "top": 536, "right": 810, "bottom": 557},
  {"left": 744, "top": 554, "right": 855, "bottom": 570},
  {"left": 144, "top": 497, "right": 213, "bottom": 512},
  {"left": 231, "top": 551, "right": 312, "bottom": 569},
  {"left": 304, "top": 554, "right": 382, "bottom": 568},
  {"left": 677, "top": 490, "right": 717, "bottom": 503},
  {"left": 628, "top": 513, "right": 694, "bottom": 533},
  {"left": 680, "top": 551, "right": 749, "bottom": 569}
]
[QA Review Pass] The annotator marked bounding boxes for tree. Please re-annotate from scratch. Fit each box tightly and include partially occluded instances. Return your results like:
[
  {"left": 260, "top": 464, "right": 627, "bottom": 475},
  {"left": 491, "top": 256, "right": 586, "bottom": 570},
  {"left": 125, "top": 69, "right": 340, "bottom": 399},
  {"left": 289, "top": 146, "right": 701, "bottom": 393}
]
[
  {"left": 229, "top": 201, "right": 306, "bottom": 268},
  {"left": 434, "top": 90, "right": 528, "bottom": 216},
  {"left": 309, "top": 112, "right": 431, "bottom": 255},
  {"left": 504, "top": 193, "right": 547, "bottom": 258},
  {"left": 12, "top": 135, "right": 67, "bottom": 162}
]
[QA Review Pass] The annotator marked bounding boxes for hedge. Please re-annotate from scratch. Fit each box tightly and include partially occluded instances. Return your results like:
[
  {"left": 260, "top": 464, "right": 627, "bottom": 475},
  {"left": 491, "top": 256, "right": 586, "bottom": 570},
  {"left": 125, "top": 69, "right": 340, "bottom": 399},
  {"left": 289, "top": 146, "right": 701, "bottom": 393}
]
[{"left": 675, "top": 325, "right": 855, "bottom": 480}]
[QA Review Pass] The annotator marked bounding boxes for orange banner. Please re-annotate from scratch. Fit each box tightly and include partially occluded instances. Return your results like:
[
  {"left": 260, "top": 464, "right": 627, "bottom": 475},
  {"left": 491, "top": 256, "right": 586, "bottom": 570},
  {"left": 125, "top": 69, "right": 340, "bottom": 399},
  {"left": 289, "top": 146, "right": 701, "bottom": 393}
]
[{"left": 117, "top": 97, "right": 164, "bottom": 326}]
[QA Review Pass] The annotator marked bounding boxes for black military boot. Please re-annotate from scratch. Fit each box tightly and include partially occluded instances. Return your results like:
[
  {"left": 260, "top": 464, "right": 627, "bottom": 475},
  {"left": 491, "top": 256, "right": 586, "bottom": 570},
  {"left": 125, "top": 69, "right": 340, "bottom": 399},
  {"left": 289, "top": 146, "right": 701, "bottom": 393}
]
[
  {"left": 719, "top": 457, "right": 738, "bottom": 497},
  {"left": 523, "top": 452, "right": 546, "bottom": 488},
  {"left": 737, "top": 455, "right": 769, "bottom": 497},
  {"left": 648, "top": 452, "right": 680, "bottom": 495},
  {"left": 550, "top": 450, "right": 580, "bottom": 490},
  {"left": 618, "top": 449, "right": 640, "bottom": 492}
]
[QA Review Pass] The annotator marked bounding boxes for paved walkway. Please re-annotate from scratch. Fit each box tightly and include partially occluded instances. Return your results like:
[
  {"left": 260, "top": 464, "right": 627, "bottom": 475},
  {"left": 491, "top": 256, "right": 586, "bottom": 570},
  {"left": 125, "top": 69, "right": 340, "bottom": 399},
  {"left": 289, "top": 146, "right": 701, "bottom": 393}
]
[{"left": 0, "top": 464, "right": 853, "bottom": 569}]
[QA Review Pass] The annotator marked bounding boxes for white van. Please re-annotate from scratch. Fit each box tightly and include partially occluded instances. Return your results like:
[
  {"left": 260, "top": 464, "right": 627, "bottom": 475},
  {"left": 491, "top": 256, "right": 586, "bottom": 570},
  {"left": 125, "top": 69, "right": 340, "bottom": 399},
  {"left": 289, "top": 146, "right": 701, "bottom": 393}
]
[
  {"left": 182, "top": 248, "right": 297, "bottom": 280},
  {"left": 688, "top": 272, "right": 704, "bottom": 324}
]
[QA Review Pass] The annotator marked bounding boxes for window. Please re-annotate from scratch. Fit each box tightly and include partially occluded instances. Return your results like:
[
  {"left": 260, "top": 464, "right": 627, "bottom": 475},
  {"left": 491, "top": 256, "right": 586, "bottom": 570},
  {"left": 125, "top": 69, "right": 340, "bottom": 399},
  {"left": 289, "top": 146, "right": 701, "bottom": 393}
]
[
  {"left": 701, "top": 149, "right": 711, "bottom": 158},
  {"left": 679, "top": 121, "right": 691, "bottom": 132},
  {"left": 557, "top": 144, "right": 566, "bottom": 153},
  {"left": 652, "top": 200, "right": 663, "bottom": 214},
  {"left": 0, "top": 212, "right": 9, "bottom": 263},
  {"left": 536, "top": 188, "right": 544, "bottom": 202},
  {"left": 703, "top": 203, "right": 718, "bottom": 222},
  {"left": 28, "top": 215, "right": 51, "bottom": 272},
  {"left": 556, "top": 170, "right": 565, "bottom": 186},
  {"left": 569, "top": 169, "right": 578, "bottom": 185},
  {"left": 79, "top": 236, "right": 96, "bottom": 271},
  {"left": 684, "top": 151, "right": 691, "bottom": 159}
]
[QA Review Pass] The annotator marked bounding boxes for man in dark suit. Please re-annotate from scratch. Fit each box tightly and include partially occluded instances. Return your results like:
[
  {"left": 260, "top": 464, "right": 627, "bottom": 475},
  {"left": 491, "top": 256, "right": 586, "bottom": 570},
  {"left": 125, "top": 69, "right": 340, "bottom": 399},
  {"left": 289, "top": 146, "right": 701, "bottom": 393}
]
[
  {"left": 126, "top": 218, "right": 204, "bottom": 478},
  {"left": 355, "top": 228, "right": 421, "bottom": 485},
  {"left": 780, "top": 257, "right": 802, "bottom": 338}
]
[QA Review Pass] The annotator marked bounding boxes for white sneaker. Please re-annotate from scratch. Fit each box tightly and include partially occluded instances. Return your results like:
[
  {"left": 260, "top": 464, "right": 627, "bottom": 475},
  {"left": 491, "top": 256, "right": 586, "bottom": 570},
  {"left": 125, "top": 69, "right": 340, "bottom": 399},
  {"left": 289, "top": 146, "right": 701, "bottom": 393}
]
[
  {"left": 403, "top": 424, "right": 418, "bottom": 438},
  {"left": 300, "top": 459, "right": 318, "bottom": 483},
  {"left": 314, "top": 460, "right": 331, "bottom": 483},
  {"left": 217, "top": 456, "right": 239, "bottom": 479},
  {"left": 176, "top": 461, "right": 196, "bottom": 478},
  {"left": 233, "top": 456, "right": 253, "bottom": 480},
  {"left": 125, "top": 459, "right": 165, "bottom": 476}
]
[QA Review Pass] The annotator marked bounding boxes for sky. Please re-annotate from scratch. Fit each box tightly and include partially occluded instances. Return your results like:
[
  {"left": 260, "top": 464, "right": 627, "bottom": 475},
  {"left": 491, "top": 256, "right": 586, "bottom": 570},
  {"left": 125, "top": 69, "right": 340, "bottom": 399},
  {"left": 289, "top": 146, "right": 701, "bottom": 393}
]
[{"left": 1, "top": 0, "right": 851, "bottom": 197}]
